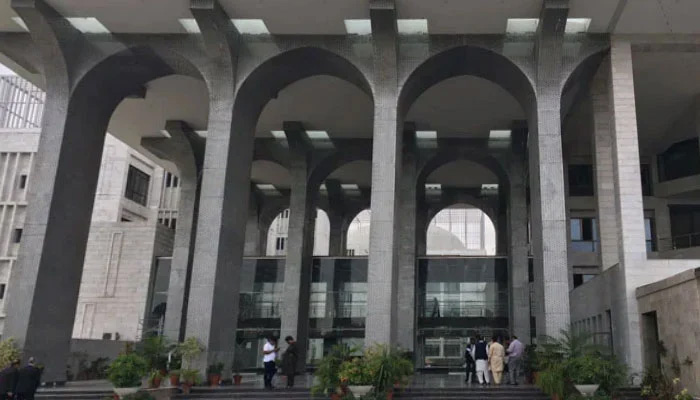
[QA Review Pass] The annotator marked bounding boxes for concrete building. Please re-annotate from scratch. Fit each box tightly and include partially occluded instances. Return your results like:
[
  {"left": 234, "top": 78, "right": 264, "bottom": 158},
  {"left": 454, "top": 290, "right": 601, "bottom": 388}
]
[{"left": 0, "top": 0, "right": 699, "bottom": 392}]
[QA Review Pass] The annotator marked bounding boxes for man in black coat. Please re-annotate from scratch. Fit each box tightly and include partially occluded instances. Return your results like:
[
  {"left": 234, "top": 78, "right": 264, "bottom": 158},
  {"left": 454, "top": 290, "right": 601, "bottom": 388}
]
[
  {"left": 281, "top": 336, "right": 298, "bottom": 388},
  {"left": 15, "top": 358, "right": 42, "bottom": 400},
  {"left": 0, "top": 360, "right": 20, "bottom": 400}
]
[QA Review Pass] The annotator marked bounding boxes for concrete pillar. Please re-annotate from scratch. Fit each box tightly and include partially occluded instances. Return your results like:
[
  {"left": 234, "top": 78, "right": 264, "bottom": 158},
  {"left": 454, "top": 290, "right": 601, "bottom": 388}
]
[
  {"left": 184, "top": 3, "right": 247, "bottom": 369},
  {"left": 529, "top": 1, "right": 571, "bottom": 340},
  {"left": 509, "top": 129, "right": 531, "bottom": 343},
  {"left": 366, "top": 0, "right": 401, "bottom": 345},
  {"left": 243, "top": 192, "right": 262, "bottom": 257},
  {"left": 606, "top": 40, "right": 650, "bottom": 372},
  {"left": 280, "top": 123, "right": 316, "bottom": 369},
  {"left": 591, "top": 63, "right": 620, "bottom": 270},
  {"left": 141, "top": 121, "right": 204, "bottom": 342},
  {"left": 397, "top": 128, "right": 417, "bottom": 350},
  {"left": 326, "top": 180, "right": 346, "bottom": 257},
  {"left": 2, "top": 0, "right": 110, "bottom": 382}
]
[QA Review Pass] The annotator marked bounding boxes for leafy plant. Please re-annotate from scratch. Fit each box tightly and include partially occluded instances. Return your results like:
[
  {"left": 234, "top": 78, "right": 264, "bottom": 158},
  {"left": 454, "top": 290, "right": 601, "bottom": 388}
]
[
  {"left": 641, "top": 369, "right": 694, "bottom": 400},
  {"left": 339, "top": 357, "right": 374, "bottom": 385},
  {"left": 0, "top": 338, "right": 21, "bottom": 368},
  {"left": 107, "top": 353, "right": 148, "bottom": 388},
  {"left": 206, "top": 362, "right": 224, "bottom": 375},
  {"left": 311, "top": 344, "right": 357, "bottom": 395},
  {"left": 148, "top": 369, "right": 163, "bottom": 381},
  {"left": 180, "top": 368, "right": 200, "bottom": 385},
  {"left": 536, "top": 362, "right": 566, "bottom": 399},
  {"left": 176, "top": 337, "right": 204, "bottom": 370},
  {"left": 136, "top": 336, "right": 171, "bottom": 371}
]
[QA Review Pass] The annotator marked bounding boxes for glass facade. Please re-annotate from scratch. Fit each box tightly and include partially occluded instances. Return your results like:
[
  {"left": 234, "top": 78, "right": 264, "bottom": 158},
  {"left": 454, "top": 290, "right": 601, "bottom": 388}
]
[
  {"left": 308, "top": 258, "right": 367, "bottom": 363},
  {"left": 416, "top": 257, "right": 509, "bottom": 369}
]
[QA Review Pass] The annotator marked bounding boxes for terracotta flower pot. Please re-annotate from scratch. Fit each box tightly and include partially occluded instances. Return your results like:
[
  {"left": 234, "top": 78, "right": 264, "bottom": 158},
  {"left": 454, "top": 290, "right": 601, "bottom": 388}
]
[
  {"left": 208, "top": 373, "right": 221, "bottom": 386},
  {"left": 169, "top": 374, "right": 180, "bottom": 386},
  {"left": 233, "top": 374, "right": 243, "bottom": 385},
  {"left": 149, "top": 377, "right": 162, "bottom": 388},
  {"left": 330, "top": 394, "right": 341, "bottom": 400},
  {"left": 182, "top": 383, "right": 192, "bottom": 394}
]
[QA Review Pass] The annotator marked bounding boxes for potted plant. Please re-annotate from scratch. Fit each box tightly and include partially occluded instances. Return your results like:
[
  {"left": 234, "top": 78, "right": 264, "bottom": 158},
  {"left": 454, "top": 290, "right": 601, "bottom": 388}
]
[
  {"left": 107, "top": 353, "right": 148, "bottom": 398},
  {"left": 179, "top": 369, "right": 199, "bottom": 394},
  {"left": 168, "top": 369, "right": 180, "bottom": 387},
  {"left": 367, "top": 345, "right": 414, "bottom": 399},
  {"left": 147, "top": 369, "right": 163, "bottom": 389},
  {"left": 339, "top": 356, "right": 374, "bottom": 397},
  {"left": 231, "top": 359, "right": 243, "bottom": 386},
  {"left": 206, "top": 362, "right": 224, "bottom": 386},
  {"left": 311, "top": 344, "right": 356, "bottom": 398},
  {"left": 167, "top": 353, "right": 181, "bottom": 387},
  {"left": 536, "top": 363, "right": 566, "bottom": 400},
  {"left": 136, "top": 336, "right": 170, "bottom": 376}
]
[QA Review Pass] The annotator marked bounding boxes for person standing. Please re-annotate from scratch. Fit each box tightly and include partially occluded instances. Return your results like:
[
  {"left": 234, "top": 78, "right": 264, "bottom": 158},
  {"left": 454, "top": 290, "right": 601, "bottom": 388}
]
[
  {"left": 488, "top": 337, "right": 505, "bottom": 385},
  {"left": 15, "top": 357, "right": 42, "bottom": 400},
  {"left": 262, "top": 336, "right": 279, "bottom": 390},
  {"left": 506, "top": 335, "right": 525, "bottom": 385},
  {"left": 473, "top": 336, "right": 490, "bottom": 385},
  {"left": 281, "top": 336, "right": 298, "bottom": 388},
  {"left": 0, "top": 360, "right": 19, "bottom": 400},
  {"left": 464, "top": 338, "right": 476, "bottom": 384}
]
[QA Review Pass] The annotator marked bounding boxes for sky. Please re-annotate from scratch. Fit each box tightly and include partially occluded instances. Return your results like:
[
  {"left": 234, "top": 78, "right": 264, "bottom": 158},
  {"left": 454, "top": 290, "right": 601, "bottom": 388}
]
[{"left": 0, "top": 62, "right": 17, "bottom": 76}]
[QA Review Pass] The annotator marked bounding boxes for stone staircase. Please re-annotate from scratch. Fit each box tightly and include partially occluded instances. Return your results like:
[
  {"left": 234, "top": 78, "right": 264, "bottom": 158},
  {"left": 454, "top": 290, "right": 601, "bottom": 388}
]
[{"left": 34, "top": 386, "right": 645, "bottom": 400}]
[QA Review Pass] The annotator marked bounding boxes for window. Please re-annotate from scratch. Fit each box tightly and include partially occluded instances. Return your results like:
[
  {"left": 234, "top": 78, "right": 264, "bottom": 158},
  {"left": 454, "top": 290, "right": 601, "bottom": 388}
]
[
  {"left": 124, "top": 165, "right": 150, "bottom": 206},
  {"left": 645, "top": 217, "right": 656, "bottom": 252},
  {"left": 172, "top": 176, "right": 178, "bottom": 188},
  {"left": 658, "top": 138, "right": 700, "bottom": 182},
  {"left": 570, "top": 218, "right": 598, "bottom": 252},
  {"left": 640, "top": 164, "right": 652, "bottom": 196},
  {"left": 282, "top": 209, "right": 290, "bottom": 219},
  {"left": 346, "top": 249, "right": 355, "bottom": 256},
  {"left": 165, "top": 172, "right": 172, "bottom": 187},
  {"left": 12, "top": 228, "right": 22, "bottom": 243},
  {"left": 170, "top": 218, "right": 177, "bottom": 230},
  {"left": 18, "top": 174, "right": 27, "bottom": 189},
  {"left": 528, "top": 258, "right": 534, "bottom": 282},
  {"left": 275, "top": 237, "right": 286, "bottom": 251},
  {"left": 0, "top": 284, "right": 6, "bottom": 300},
  {"left": 669, "top": 205, "right": 700, "bottom": 249},
  {"left": 573, "top": 273, "right": 596, "bottom": 288},
  {"left": 568, "top": 165, "right": 594, "bottom": 196}
]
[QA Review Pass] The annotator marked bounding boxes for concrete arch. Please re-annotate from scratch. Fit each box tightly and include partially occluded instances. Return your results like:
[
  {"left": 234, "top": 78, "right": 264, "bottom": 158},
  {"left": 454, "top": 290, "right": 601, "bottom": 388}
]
[
  {"left": 308, "top": 146, "right": 373, "bottom": 191},
  {"left": 424, "top": 202, "right": 498, "bottom": 256},
  {"left": 398, "top": 45, "right": 537, "bottom": 119},
  {"left": 560, "top": 47, "right": 610, "bottom": 121},
  {"left": 417, "top": 150, "right": 510, "bottom": 191},
  {"left": 232, "top": 46, "right": 374, "bottom": 143}
]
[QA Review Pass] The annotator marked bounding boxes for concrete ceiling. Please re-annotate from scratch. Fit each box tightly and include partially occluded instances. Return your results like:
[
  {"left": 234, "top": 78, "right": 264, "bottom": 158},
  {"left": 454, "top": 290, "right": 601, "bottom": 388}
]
[
  {"left": 3, "top": 0, "right": 700, "bottom": 34},
  {"left": 426, "top": 159, "right": 499, "bottom": 187},
  {"left": 251, "top": 160, "right": 291, "bottom": 188}
]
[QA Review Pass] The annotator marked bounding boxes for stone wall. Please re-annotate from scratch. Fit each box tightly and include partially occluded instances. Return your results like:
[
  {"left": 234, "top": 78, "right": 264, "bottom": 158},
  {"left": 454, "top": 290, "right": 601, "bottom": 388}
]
[{"left": 637, "top": 268, "right": 700, "bottom": 396}]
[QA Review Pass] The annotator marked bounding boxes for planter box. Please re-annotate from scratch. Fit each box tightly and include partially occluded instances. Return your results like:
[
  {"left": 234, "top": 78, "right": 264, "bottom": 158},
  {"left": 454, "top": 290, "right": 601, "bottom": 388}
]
[
  {"left": 348, "top": 385, "right": 373, "bottom": 397},
  {"left": 575, "top": 384, "right": 600, "bottom": 397}
]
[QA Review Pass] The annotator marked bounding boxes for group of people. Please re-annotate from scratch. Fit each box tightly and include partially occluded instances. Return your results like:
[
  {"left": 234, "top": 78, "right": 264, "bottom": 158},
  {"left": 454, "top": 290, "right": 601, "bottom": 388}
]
[
  {"left": 0, "top": 358, "right": 42, "bottom": 400},
  {"left": 464, "top": 335, "right": 524, "bottom": 386},
  {"left": 262, "top": 335, "right": 299, "bottom": 390}
]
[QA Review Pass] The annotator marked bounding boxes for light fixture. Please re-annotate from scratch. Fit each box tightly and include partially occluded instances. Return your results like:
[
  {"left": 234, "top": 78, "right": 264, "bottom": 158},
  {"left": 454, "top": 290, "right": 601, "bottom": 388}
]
[
  {"left": 397, "top": 19, "right": 428, "bottom": 35},
  {"left": 344, "top": 19, "right": 372, "bottom": 35},
  {"left": 270, "top": 130, "right": 287, "bottom": 140},
  {"left": 341, "top": 184, "right": 359, "bottom": 190},
  {"left": 565, "top": 18, "right": 591, "bottom": 34},
  {"left": 231, "top": 19, "right": 270, "bottom": 35},
  {"left": 11, "top": 17, "right": 28, "bottom": 31},
  {"left": 506, "top": 18, "right": 539, "bottom": 34},
  {"left": 66, "top": 17, "right": 110, "bottom": 34},
  {"left": 159, "top": 129, "right": 172, "bottom": 138},
  {"left": 425, "top": 184, "right": 441, "bottom": 191},
  {"left": 178, "top": 18, "right": 200, "bottom": 34},
  {"left": 195, "top": 130, "right": 207, "bottom": 136},
  {"left": 489, "top": 130, "right": 511, "bottom": 140},
  {"left": 319, "top": 184, "right": 327, "bottom": 192},
  {"left": 305, "top": 130, "right": 330, "bottom": 140},
  {"left": 481, "top": 184, "right": 499, "bottom": 196},
  {"left": 416, "top": 131, "right": 437, "bottom": 140},
  {"left": 256, "top": 184, "right": 277, "bottom": 190}
]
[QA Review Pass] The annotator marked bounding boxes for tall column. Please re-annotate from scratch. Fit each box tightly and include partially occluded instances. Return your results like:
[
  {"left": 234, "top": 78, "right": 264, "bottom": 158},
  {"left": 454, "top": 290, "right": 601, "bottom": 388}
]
[
  {"left": 591, "top": 64, "right": 620, "bottom": 270},
  {"left": 243, "top": 192, "right": 262, "bottom": 256},
  {"left": 366, "top": 0, "right": 401, "bottom": 345},
  {"left": 397, "top": 128, "right": 417, "bottom": 350},
  {"left": 509, "top": 128, "right": 531, "bottom": 343},
  {"left": 3, "top": 0, "right": 107, "bottom": 382},
  {"left": 326, "top": 180, "right": 346, "bottom": 257},
  {"left": 280, "top": 123, "right": 316, "bottom": 369},
  {"left": 142, "top": 121, "right": 204, "bottom": 342},
  {"left": 529, "top": 0, "right": 571, "bottom": 340},
  {"left": 184, "top": 2, "right": 247, "bottom": 370},
  {"left": 606, "top": 40, "right": 650, "bottom": 371}
]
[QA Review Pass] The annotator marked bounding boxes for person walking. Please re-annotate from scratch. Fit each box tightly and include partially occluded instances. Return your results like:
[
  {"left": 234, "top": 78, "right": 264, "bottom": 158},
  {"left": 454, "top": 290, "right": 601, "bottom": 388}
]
[
  {"left": 488, "top": 337, "right": 505, "bottom": 385},
  {"left": 281, "top": 336, "right": 299, "bottom": 388},
  {"left": 262, "top": 336, "right": 279, "bottom": 390},
  {"left": 473, "top": 336, "right": 490, "bottom": 385},
  {"left": 14, "top": 357, "right": 42, "bottom": 400},
  {"left": 464, "top": 338, "right": 476, "bottom": 384},
  {"left": 0, "top": 360, "right": 19, "bottom": 400},
  {"left": 506, "top": 335, "right": 525, "bottom": 385}
]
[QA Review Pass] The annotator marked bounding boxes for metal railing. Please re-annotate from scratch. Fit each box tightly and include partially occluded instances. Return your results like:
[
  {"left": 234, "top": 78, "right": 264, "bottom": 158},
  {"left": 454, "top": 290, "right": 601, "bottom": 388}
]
[
  {"left": 418, "top": 299, "right": 508, "bottom": 318},
  {"left": 658, "top": 233, "right": 700, "bottom": 251},
  {"left": 570, "top": 240, "right": 599, "bottom": 252},
  {"left": 309, "top": 291, "right": 367, "bottom": 319},
  {"left": 0, "top": 76, "right": 45, "bottom": 129},
  {"left": 238, "top": 292, "right": 283, "bottom": 320}
]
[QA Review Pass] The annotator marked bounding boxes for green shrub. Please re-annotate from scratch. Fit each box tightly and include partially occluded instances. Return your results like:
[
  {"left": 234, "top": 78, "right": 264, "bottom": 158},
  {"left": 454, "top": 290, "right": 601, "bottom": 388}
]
[
  {"left": 107, "top": 353, "right": 148, "bottom": 388},
  {"left": 136, "top": 336, "right": 171, "bottom": 371},
  {"left": 311, "top": 344, "right": 356, "bottom": 395},
  {"left": 0, "top": 339, "right": 21, "bottom": 368}
]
